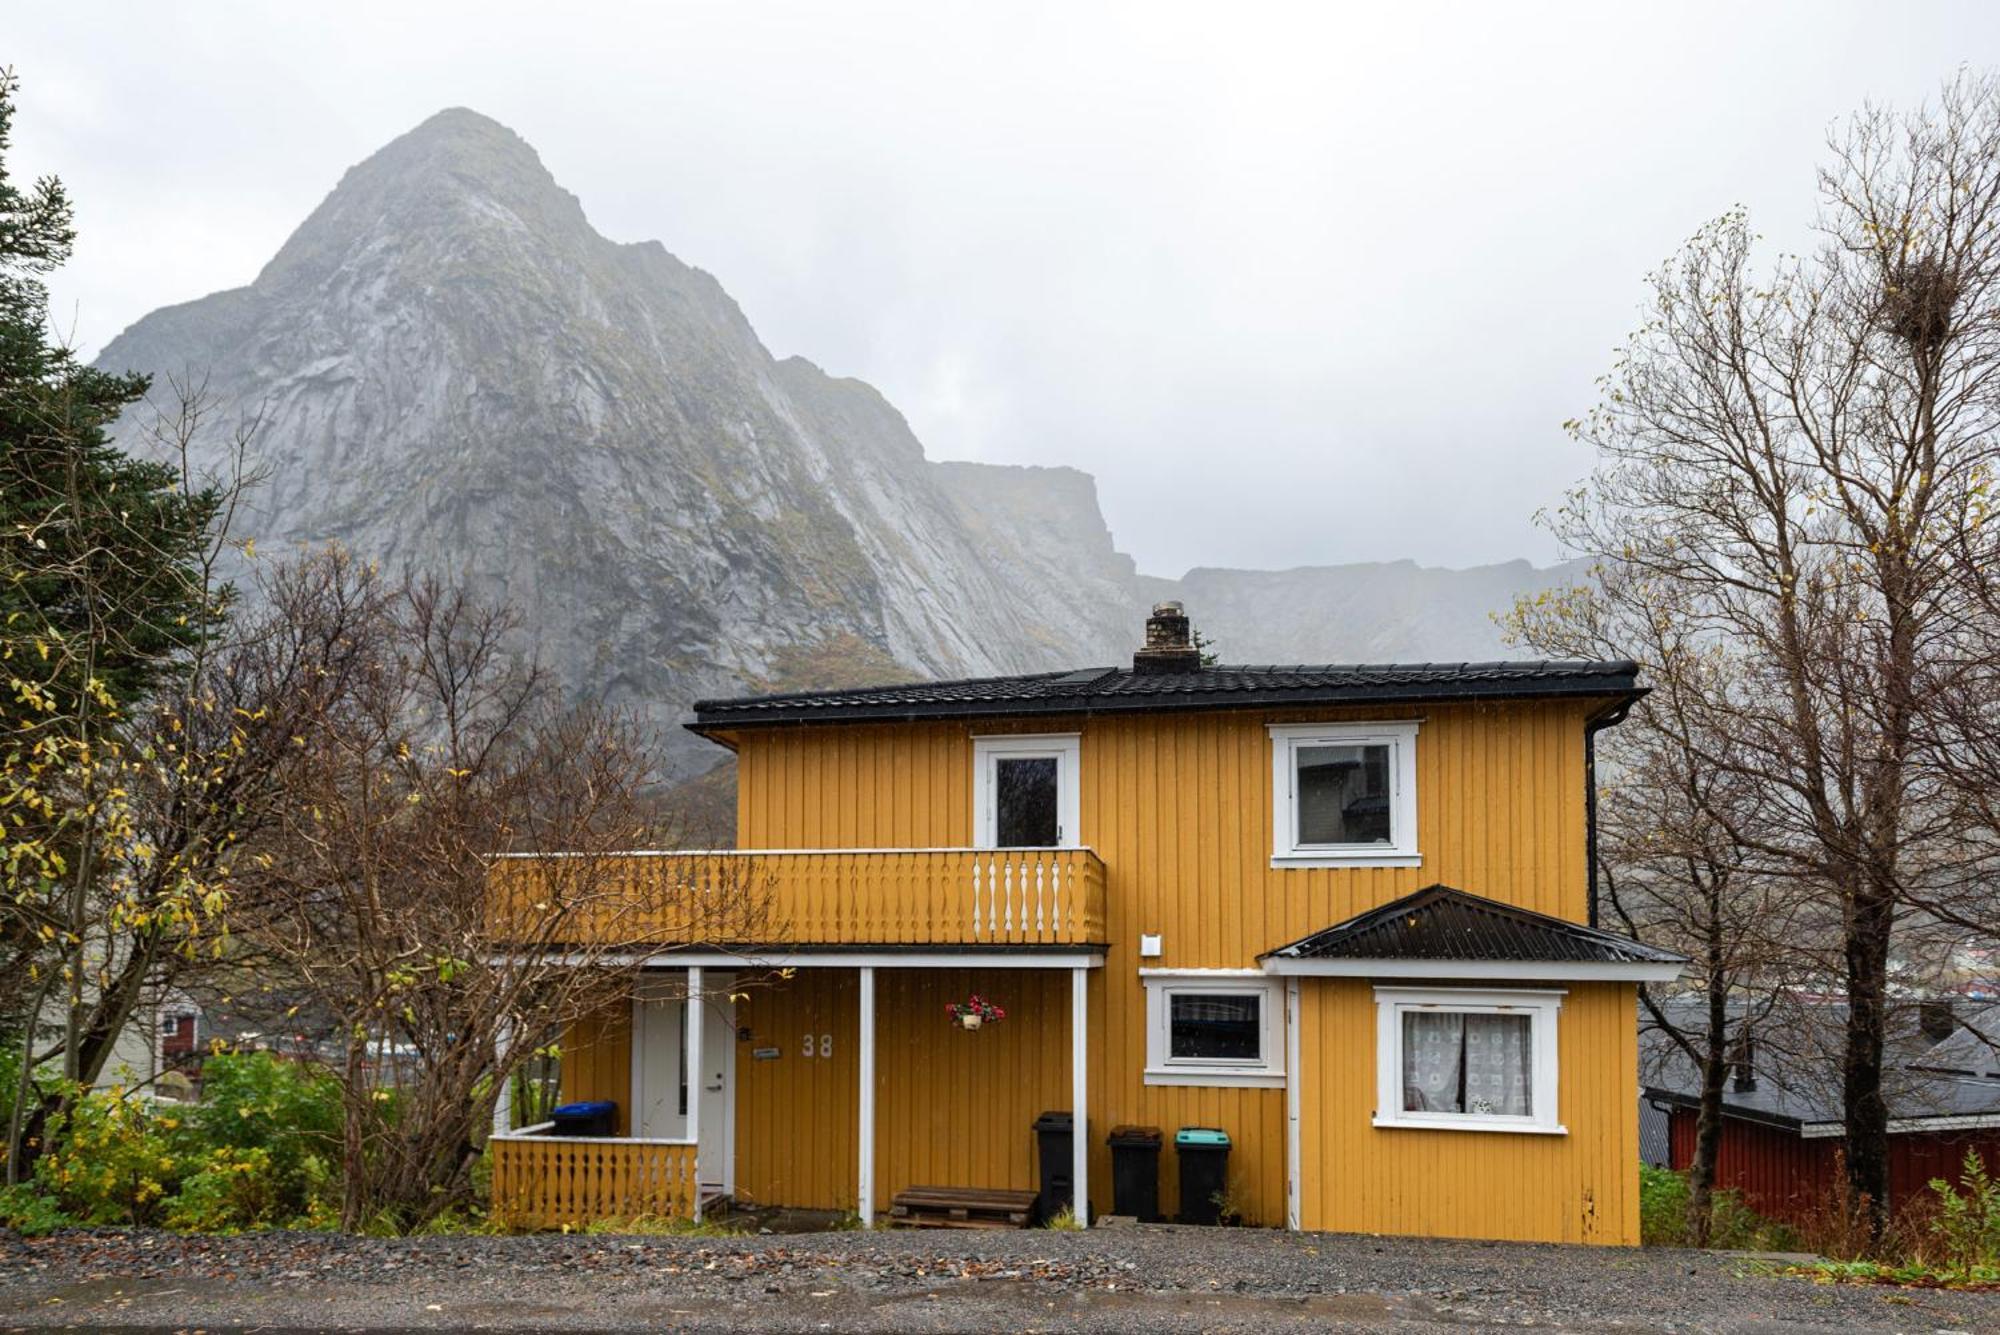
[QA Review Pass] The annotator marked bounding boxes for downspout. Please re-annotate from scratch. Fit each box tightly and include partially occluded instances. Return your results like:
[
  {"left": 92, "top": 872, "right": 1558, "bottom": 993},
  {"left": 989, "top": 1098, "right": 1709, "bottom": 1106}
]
[{"left": 1583, "top": 696, "right": 1638, "bottom": 929}]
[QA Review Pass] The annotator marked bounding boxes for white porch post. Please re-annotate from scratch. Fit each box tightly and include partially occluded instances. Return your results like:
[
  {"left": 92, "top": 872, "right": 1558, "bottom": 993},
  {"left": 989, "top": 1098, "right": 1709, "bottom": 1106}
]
[
  {"left": 491, "top": 1019, "right": 514, "bottom": 1137},
  {"left": 858, "top": 965, "right": 877, "bottom": 1228},
  {"left": 1285, "top": 978, "right": 1302, "bottom": 1231},
  {"left": 1071, "top": 965, "right": 1089, "bottom": 1227},
  {"left": 687, "top": 965, "right": 704, "bottom": 1221}
]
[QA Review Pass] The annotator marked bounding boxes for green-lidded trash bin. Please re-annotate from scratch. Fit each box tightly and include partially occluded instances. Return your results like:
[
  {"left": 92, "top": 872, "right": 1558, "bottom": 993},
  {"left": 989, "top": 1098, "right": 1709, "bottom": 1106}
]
[
  {"left": 1107, "top": 1126, "right": 1163, "bottom": 1221},
  {"left": 1032, "top": 1110, "right": 1075, "bottom": 1223},
  {"left": 1174, "top": 1127, "right": 1231, "bottom": 1224}
]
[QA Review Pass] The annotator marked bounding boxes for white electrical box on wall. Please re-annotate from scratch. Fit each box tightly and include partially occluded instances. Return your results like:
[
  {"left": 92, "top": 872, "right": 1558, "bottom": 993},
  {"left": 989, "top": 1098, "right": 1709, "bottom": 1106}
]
[{"left": 1139, "top": 933, "right": 1163, "bottom": 957}]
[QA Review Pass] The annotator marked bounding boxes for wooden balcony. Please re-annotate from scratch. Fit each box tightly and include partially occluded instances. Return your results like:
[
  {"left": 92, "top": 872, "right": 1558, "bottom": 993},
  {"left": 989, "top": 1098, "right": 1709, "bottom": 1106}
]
[
  {"left": 489, "top": 1129, "right": 698, "bottom": 1227},
  {"left": 488, "top": 846, "right": 1109, "bottom": 950}
]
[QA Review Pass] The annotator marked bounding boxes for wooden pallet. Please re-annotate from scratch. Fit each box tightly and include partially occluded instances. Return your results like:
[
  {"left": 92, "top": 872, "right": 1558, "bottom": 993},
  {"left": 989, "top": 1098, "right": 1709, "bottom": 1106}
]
[{"left": 887, "top": 1185, "right": 1038, "bottom": 1230}]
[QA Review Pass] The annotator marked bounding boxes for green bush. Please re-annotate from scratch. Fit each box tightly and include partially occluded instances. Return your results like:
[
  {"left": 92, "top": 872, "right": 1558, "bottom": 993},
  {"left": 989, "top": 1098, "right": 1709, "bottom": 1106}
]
[
  {"left": 15, "top": 1054, "right": 342, "bottom": 1233},
  {"left": 34, "top": 1083, "right": 187, "bottom": 1226},
  {"left": 1639, "top": 1164, "right": 1689, "bottom": 1245},
  {"left": 1639, "top": 1164, "right": 1796, "bottom": 1250},
  {"left": 163, "top": 1145, "right": 281, "bottom": 1231},
  {"left": 0, "top": 1181, "right": 71, "bottom": 1235},
  {"left": 188, "top": 1051, "right": 340, "bottom": 1222},
  {"left": 1927, "top": 1151, "right": 2000, "bottom": 1279}
]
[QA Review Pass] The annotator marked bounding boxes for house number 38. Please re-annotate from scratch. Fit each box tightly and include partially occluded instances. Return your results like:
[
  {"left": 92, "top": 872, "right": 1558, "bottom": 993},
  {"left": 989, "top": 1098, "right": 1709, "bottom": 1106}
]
[{"left": 801, "top": 1032, "right": 833, "bottom": 1058}]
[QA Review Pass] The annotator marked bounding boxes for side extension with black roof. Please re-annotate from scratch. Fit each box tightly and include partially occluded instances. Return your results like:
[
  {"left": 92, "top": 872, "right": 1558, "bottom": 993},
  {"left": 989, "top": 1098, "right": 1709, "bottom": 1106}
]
[{"left": 1260, "top": 883, "right": 1687, "bottom": 982}]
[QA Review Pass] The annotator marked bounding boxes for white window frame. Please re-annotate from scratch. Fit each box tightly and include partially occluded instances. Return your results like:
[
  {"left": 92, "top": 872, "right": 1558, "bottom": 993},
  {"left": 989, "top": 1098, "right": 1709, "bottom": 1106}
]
[
  {"left": 972, "top": 733, "right": 1080, "bottom": 849},
  {"left": 1373, "top": 986, "right": 1565, "bottom": 1135},
  {"left": 1268, "top": 720, "right": 1420, "bottom": 867},
  {"left": 1142, "top": 970, "right": 1285, "bottom": 1088}
]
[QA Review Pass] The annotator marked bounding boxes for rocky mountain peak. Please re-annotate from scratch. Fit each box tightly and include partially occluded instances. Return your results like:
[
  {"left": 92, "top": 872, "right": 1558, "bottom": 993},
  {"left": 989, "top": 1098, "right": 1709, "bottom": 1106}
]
[
  {"left": 256, "top": 107, "right": 592, "bottom": 294},
  {"left": 98, "top": 109, "right": 1576, "bottom": 781}
]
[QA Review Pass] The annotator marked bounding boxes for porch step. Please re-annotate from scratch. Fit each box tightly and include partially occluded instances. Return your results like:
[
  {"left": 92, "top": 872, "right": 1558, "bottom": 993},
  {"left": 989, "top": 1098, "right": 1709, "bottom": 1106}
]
[{"left": 887, "top": 1186, "right": 1038, "bottom": 1230}]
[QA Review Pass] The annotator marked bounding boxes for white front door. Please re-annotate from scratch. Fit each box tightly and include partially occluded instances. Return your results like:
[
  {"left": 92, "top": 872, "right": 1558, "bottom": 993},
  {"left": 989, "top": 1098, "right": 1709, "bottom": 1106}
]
[
  {"left": 632, "top": 971, "right": 735, "bottom": 1193},
  {"left": 693, "top": 972, "right": 735, "bottom": 1191}
]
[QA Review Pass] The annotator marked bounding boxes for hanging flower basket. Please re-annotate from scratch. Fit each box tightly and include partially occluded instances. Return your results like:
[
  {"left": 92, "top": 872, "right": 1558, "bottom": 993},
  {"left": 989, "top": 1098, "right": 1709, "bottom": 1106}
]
[{"left": 945, "top": 994, "right": 1006, "bottom": 1031}]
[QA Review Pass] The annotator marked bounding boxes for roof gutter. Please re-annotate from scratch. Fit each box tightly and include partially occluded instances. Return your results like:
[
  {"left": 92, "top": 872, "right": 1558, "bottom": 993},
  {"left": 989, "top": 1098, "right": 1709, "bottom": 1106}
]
[
  {"left": 1582, "top": 691, "right": 1645, "bottom": 928},
  {"left": 1641, "top": 1087, "right": 1806, "bottom": 1134},
  {"left": 1261, "top": 957, "right": 1686, "bottom": 982},
  {"left": 688, "top": 677, "right": 1650, "bottom": 740}
]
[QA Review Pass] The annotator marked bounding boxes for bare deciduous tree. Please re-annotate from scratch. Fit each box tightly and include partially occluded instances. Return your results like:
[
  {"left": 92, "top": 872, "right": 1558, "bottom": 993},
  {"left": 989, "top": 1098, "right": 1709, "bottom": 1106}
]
[
  {"left": 1513, "top": 574, "right": 1813, "bottom": 1241},
  {"left": 1518, "top": 72, "right": 2000, "bottom": 1234},
  {"left": 242, "top": 553, "right": 764, "bottom": 1230}
]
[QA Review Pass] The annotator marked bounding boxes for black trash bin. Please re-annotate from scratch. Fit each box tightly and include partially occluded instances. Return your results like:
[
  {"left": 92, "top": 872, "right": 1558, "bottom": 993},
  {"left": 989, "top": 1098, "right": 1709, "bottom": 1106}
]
[
  {"left": 1032, "top": 1110, "right": 1075, "bottom": 1223},
  {"left": 1107, "top": 1125, "right": 1162, "bottom": 1221},
  {"left": 549, "top": 1099, "right": 617, "bottom": 1137},
  {"left": 1174, "top": 1127, "right": 1231, "bottom": 1224}
]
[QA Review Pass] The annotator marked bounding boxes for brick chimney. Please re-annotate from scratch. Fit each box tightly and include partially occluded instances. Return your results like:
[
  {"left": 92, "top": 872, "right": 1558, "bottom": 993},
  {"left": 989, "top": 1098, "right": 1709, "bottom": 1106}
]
[{"left": 1133, "top": 601, "right": 1202, "bottom": 674}]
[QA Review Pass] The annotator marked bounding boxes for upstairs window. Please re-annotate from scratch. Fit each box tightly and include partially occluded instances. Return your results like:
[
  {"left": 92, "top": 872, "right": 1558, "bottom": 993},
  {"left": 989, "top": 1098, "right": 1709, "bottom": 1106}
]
[
  {"left": 1269, "top": 721, "right": 1419, "bottom": 866},
  {"left": 973, "top": 734, "right": 1079, "bottom": 848}
]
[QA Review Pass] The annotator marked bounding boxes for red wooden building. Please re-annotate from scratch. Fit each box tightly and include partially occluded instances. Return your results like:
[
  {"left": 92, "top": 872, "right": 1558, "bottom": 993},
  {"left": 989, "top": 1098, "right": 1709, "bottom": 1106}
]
[{"left": 1647, "top": 1015, "right": 2000, "bottom": 1224}]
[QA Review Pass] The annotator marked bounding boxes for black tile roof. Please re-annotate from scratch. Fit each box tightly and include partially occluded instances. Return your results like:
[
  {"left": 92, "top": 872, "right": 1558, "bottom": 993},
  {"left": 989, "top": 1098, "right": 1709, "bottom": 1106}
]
[
  {"left": 1262, "top": 884, "right": 1687, "bottom": 966},
  {"left": 689, "top": 660, "right": 1641, "bottom": 732}
]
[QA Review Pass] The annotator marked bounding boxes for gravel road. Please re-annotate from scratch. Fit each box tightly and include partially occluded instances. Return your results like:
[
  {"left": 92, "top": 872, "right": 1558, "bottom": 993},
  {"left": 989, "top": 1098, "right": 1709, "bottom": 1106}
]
[{"left": 2, "top": 1224, "right": 1995, "bottom": 1332}]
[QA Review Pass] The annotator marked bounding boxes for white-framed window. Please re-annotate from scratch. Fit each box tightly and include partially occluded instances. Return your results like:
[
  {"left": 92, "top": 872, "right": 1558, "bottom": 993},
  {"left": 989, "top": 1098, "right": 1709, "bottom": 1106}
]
[
  {"left": 1142, "top": 971, "right": 1285, "bottom": 1087},
  {"left": 1373, "top": 987, "right": 1565, "bottom": 1134},
  {"left": 1268, "top": 721, "right": 1420, "bottom": 867},
  {"left": 973, "top": 733, "right": 1080, "bottom": 849}
]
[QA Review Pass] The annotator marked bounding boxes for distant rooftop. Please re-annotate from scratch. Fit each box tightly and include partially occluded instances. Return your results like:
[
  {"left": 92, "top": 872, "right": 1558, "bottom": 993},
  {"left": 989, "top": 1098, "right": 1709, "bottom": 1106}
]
[
  {"left": 1642, "top": 996, "right": 2000, "bottom": 1131},
  {"left": 689, "top": 659, "right": 1642, "bottom": 732}
]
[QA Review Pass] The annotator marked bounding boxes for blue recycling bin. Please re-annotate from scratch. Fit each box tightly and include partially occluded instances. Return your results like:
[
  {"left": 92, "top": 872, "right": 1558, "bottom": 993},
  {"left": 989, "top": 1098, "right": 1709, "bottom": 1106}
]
[{"left": 550, "top": 1099, "right": 617, "bottom": 1136}]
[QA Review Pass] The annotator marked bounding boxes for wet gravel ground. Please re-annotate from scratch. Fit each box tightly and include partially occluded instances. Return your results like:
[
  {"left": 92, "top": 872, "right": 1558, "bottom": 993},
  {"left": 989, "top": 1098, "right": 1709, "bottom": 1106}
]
[{"left": 2, "top": 1225, "right": 1997, "bottom": 1332}]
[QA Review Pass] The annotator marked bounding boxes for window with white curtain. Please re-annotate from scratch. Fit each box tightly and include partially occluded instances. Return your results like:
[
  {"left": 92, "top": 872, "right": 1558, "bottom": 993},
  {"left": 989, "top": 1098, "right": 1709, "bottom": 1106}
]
[{"left": 1373, "top": 987, "right": 1564, "bottom": 1133}]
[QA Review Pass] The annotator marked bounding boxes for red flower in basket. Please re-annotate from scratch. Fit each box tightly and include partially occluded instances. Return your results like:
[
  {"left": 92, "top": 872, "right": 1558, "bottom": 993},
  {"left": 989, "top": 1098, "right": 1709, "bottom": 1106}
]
[{"left": 946, "top": 994, "right": 1005, "bottom": 1030}]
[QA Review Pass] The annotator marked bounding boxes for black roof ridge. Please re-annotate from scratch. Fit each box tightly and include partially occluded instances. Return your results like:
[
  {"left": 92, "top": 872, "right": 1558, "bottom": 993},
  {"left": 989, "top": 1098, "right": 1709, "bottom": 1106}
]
[
  {"left": 1262, "top": 882, "right": 1687, "bottom": 964},
  {"left": 689, "top": 665, "right": 1104, "bottom": 713},
  {"left": 688, "top": 659, "right": 1643, "bottom": 733}
]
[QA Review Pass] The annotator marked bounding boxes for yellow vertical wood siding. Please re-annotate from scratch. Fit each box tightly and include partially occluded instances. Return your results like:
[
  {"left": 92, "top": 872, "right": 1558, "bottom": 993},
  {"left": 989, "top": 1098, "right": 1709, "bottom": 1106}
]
[
  {"left": 727, "top": 700, "right": 1607, "bottom": 1230},
  {"left": 715, "top": 967, "right": 1076, "bottom": 1212},
  {"left": 874, "top": 968, "right": 1073, "bottom": 1207},
  {"left": 560, "top": 998, "right": 633, "bottom": 1136},
  {"left": 730, "top": 969, "right": 860, "bottom": 1210},
  {"left": 1296, "top": 979, "right": 1640, "bottom": 1244}
]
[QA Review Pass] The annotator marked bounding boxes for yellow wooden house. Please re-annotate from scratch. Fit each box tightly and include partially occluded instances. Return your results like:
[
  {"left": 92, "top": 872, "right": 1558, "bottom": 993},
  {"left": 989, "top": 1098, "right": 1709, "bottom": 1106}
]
[{"left": 489, "top": 603, "right": 1684, "bottom": 1243}]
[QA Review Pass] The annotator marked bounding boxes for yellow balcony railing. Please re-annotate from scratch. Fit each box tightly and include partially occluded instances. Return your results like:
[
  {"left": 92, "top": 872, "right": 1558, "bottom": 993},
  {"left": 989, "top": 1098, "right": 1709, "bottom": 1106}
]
[
  {"left": 488, "top": 847, "right": 1108, "bottom": 950},
  {"left": 489, "top": 1131, "right": 698, "bottom": 1228}
]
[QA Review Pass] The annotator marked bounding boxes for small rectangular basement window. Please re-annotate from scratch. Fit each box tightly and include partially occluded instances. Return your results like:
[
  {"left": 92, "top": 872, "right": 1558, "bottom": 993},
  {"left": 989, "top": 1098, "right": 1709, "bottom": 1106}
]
[
  {"left": 1373, "top": 987, "right": 1564, "bottom": 1134},
  {"left": 1143, "top": 974, "right": 1284, "bottom": 1087}
]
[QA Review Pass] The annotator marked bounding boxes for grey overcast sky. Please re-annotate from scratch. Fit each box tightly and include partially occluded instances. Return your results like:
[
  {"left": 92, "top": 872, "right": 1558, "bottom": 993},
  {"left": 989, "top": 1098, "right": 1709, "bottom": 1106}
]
[{"left": 9, "top": 3, "right": 1998, "bottom": 577}]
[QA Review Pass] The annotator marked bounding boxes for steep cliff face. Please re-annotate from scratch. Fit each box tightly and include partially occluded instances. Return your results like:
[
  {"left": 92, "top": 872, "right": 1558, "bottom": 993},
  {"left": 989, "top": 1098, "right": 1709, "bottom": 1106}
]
[
  {"left": 97, "top": 110, "right": 1126, "bottom": 770},
  {"left": 97, "top": 108, "right": 1577, "bottom": 777},
  {"left": 928, "top": 461, "right": 1139, "bottom": 664},
  {"left": 1171, "top": 559, "right": 1586, "bottom": 665}
]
